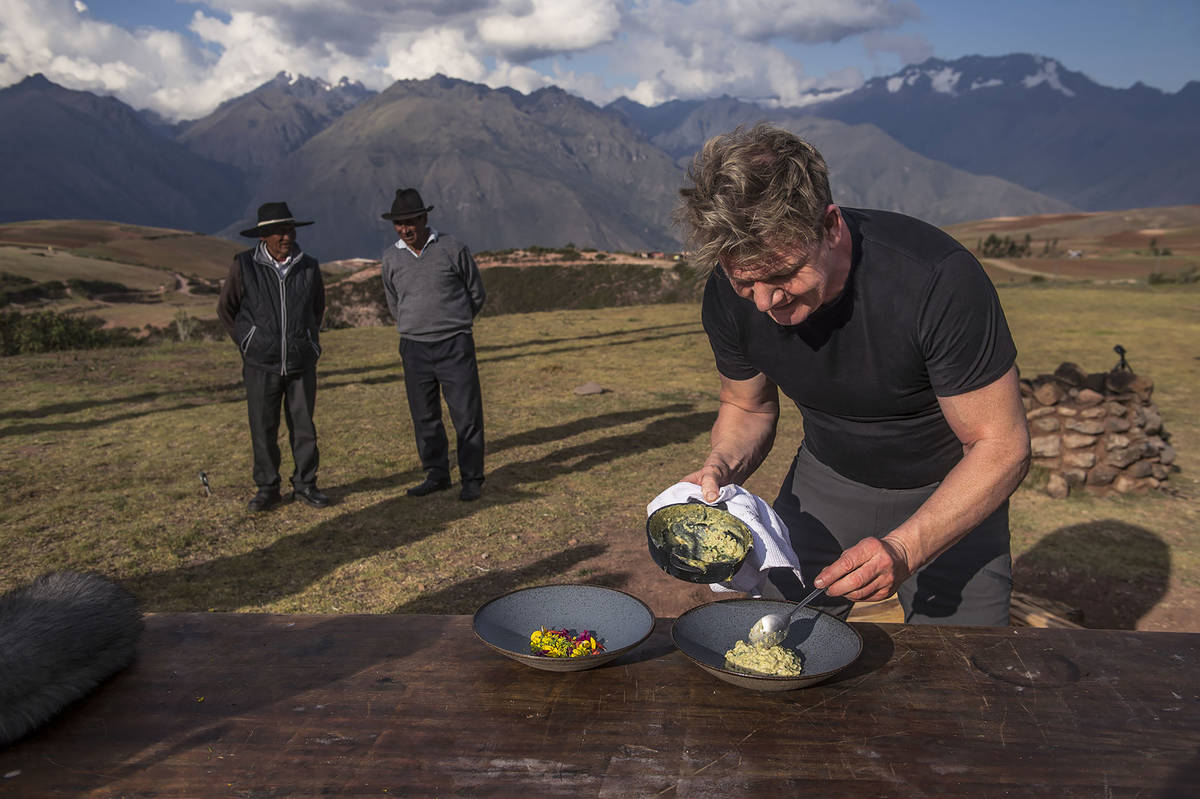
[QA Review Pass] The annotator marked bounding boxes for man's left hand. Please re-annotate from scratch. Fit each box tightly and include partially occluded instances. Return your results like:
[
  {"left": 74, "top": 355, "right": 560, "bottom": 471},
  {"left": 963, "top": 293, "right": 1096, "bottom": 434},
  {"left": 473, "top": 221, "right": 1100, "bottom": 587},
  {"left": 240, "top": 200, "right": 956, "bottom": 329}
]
[{"left": 813, "top": 536, "right": 914, "bottom": 602}]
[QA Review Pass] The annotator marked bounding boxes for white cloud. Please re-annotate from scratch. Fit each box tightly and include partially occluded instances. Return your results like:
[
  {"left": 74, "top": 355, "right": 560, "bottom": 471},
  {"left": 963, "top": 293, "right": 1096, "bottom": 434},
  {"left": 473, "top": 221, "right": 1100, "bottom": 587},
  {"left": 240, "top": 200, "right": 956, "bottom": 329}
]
[
  {"left": 0, "top": 0, "right": 920, "bottom": 118},
  {"left": 0, "top": 0, "right": 212, "bottom": 113},
  {"left": 476, "top": 0, "right": 621, "bottom": 62},
  {"left": 681, "top": 0, "right": 918, "bottom": 44},
  {"left": 379, "top": 26, "right": 489, "bottom": 84}
]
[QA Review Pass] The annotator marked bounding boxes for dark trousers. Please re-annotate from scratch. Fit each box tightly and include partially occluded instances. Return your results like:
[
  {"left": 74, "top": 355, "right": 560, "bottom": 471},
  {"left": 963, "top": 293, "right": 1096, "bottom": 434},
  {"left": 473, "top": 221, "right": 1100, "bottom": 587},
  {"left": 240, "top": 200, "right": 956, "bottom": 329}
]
[
  {"left": 399, "top": 333, "right": 485, "bottom": 484},
  {"left": 243, "top": 365, "right": 319, "bottom": 492},
  {"left": 765, "top": 445, "right": 1012, "bottom": 626}
]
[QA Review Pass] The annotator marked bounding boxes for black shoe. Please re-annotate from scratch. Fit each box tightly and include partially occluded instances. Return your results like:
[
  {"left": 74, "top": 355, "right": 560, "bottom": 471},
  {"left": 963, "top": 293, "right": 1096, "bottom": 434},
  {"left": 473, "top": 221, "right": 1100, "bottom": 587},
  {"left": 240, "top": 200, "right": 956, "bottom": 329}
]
[
  {"left": 407, "top": 477, "right": 451, "bottom": 497},
  {"left": 293, "top": 485, "right": 330, "bottom": 508},
  {"left": 459, "top": 481, "right": 483, "bottom": 502},
  {"left": 247, "top": 489, "right": 281, "bottom": 512}
]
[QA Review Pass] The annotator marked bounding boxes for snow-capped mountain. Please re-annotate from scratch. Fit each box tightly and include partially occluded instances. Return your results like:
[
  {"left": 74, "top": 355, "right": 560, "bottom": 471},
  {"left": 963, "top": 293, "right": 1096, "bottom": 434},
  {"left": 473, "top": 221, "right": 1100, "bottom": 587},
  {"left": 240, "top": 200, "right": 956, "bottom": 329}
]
[{"left": 803, "top": 54, "right": 1200, "bottom": 210}]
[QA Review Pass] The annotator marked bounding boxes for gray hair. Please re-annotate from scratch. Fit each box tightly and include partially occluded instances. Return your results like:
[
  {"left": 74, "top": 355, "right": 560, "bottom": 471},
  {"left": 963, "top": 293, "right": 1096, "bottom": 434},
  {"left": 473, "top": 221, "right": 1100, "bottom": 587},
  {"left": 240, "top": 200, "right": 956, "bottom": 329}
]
[{"left": 675, "top": 123, "right": 833, "bottom": 277}]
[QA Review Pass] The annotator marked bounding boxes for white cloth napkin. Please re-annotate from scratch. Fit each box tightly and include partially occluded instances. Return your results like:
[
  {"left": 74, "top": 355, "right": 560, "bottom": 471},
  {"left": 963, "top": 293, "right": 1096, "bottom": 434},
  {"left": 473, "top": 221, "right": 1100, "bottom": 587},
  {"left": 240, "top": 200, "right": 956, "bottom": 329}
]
[{"left": 646, "top": 482, "right": 803, "bottom": 595}]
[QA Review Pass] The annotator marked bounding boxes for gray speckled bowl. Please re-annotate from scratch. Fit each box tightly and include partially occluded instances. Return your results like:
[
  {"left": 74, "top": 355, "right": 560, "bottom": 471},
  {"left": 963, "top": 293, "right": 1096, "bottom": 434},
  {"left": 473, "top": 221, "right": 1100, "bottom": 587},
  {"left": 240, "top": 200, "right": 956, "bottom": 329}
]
[
  {"left": 473, "top": 584, "right": 654, "bottom": 672},
  {"left": 672, "top": 598, "right": 863, "bottom": 691}
]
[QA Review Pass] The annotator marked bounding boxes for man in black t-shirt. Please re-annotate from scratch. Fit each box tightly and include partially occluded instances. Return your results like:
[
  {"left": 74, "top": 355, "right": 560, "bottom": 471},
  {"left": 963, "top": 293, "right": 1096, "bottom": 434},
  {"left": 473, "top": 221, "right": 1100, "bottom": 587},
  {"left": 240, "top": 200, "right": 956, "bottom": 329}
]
[{"left": 675, "top": 124, "right": 1031, "bottom": 625}]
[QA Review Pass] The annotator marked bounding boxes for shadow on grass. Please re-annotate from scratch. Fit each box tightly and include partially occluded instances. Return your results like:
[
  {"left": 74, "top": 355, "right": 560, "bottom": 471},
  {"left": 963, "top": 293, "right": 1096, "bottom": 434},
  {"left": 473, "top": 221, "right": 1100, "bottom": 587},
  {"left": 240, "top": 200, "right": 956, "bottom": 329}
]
[
  {"left": 2, "top": 320, "right": 702, "bottom": 433},
  {"left": 127, "top": 406, "right": 716, "bottom": 611},
  {"left": 1012, "top": 519, "right": 1170, "bottom": 629},
  {"left": 475, "top": 321, "right": 700, "bottom": 354},
  {"left": 480, "top": 327, "right": 702, "bottom": 366},
  {"left": 0, "top": 391, "right": 246, "bottom": 437},
  {"left": 393, "top": 543, "right": 611, "bottom": 613},
  {"left": 0, "top": 381, "right": 245, "bottom": 424},
  {"left": 332, "top": 402, "right": 695, "bottom": 497}
]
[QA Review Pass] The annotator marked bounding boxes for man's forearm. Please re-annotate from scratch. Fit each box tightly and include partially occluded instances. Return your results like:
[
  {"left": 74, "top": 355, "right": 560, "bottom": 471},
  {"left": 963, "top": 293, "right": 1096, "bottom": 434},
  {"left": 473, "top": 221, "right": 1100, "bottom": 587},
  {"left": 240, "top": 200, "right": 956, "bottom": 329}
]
[
  {"left": 883, "top": 433, "right": 1030, "bottom": 572},
  {"left": 703, "top": 398, "right": 778, "bottom": 485},
  {"left": 813, "top": 367, "right": 1030, "bottom": 600}
]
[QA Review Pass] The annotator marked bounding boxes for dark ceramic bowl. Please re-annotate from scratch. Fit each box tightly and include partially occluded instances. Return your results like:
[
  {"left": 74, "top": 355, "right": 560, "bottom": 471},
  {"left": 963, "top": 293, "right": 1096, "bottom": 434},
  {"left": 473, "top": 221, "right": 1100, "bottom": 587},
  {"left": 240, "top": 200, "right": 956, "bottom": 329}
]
[
  {"left": 473, "top": 584, "right": 655, "bottom": 672},
  {"left": 647, "top": 500, "right": 754, "bottom": 584},
  {"left": 672, "top": 598, "right": 863, "bottom": 691}
]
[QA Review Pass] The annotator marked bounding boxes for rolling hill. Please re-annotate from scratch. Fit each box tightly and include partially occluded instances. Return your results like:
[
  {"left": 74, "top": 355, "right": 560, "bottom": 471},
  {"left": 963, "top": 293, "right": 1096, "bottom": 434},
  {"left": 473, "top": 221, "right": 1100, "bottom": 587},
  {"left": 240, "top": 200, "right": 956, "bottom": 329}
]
[{"left": 6, "top": 204, "right": 1198, "bottom": 332}]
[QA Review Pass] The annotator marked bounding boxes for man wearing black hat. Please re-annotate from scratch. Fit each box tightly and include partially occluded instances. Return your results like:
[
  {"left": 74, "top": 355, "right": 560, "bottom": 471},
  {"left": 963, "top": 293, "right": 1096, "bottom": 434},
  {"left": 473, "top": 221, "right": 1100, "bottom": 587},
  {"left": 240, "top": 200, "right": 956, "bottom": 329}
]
[
  {"left": 218, "top": 201, "right": 329, "bottom": 511},
  {"left": 380, "top": 188, "right": 487, "bottom": 501}
]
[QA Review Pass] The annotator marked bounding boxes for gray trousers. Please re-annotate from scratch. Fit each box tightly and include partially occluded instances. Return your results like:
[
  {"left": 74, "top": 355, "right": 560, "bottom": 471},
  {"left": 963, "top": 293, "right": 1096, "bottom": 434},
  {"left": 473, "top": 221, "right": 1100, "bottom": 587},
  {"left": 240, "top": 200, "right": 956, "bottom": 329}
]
[{"left": 764, "top": 446, "right": 1012, "bottom": 626}]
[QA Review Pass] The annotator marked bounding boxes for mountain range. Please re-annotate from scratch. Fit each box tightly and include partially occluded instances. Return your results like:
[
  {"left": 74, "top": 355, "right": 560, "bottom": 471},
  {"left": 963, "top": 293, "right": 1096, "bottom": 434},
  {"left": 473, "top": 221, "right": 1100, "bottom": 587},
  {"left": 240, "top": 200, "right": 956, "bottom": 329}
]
[
  {"left": 0, "top": 74, "right": 243, "bottom": 234},
  {"left": 0, "top": 54, "right": 1196, "bottom": 259}
]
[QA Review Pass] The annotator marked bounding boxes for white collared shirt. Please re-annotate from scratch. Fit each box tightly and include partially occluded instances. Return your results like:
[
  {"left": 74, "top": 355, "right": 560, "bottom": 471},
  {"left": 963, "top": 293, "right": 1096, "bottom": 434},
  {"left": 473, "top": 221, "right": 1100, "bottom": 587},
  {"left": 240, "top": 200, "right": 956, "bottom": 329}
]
[
  {"left": 395, "top": 227, "right": 439, "bottom": 257},
  {"left": 254, "top": 241, "right": 302, "bottom": 279}
]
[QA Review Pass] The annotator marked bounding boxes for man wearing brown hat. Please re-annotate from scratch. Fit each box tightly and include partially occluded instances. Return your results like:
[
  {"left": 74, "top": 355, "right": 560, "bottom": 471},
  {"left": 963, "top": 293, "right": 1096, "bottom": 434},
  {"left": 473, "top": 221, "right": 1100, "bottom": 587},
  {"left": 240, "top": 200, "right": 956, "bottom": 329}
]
[
  {"left": 380, "top": 188, "right": 487, "bottom": 501},
  {"left": 218, "top": 201, "right": 329, "bottom": 511}
]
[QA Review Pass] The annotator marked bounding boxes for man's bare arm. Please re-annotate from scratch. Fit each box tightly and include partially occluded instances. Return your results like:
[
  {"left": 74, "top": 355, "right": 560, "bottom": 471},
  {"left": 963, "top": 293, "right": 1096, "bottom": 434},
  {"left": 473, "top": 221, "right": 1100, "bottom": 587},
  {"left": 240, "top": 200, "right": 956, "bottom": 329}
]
[
  {"left": 815, "top": 365, "right": 1031, "bottom": 600},
  {"left": 684, "top": 372, "right": 781, "bottom": 502}
]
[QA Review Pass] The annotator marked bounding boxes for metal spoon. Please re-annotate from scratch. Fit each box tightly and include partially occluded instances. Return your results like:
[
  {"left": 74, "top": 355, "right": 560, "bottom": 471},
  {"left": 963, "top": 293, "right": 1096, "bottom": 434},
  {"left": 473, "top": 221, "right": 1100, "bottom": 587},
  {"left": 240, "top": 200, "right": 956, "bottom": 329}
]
[{"left": 747, "top": 587, "right": 826, "bottom": 647}]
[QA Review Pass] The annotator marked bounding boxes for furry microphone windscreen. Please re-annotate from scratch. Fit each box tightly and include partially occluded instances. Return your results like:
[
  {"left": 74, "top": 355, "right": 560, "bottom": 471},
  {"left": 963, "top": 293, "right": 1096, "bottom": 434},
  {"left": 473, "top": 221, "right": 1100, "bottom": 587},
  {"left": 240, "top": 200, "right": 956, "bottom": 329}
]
[{"left": 0, "top": 572, "right": 144, "bottom": 748}]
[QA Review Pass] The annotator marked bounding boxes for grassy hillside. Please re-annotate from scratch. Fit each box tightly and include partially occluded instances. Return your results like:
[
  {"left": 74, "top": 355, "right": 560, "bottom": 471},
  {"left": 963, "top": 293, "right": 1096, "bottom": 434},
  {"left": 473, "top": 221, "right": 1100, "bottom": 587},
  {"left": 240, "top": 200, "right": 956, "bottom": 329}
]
[
  {"left": 6, "top": 206, "right": 1199, "bottom": 335},
  {"left": 944, "top": 205, "right": 1200, "bottom": 283},
  {"left": 1, "top": 285, "right": 1197, "bottom": 631},
  {"left": 0, "top": 219, "right": 242, "bottom": 331},
  {"left": 0, "top": 219, "right": 240, "bottom": 278}
]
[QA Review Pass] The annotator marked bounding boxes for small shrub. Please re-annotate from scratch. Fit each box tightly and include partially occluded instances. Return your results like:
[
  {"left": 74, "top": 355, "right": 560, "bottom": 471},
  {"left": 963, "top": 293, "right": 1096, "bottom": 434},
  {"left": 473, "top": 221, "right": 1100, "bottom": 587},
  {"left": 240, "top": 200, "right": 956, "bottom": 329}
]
[
  {"left": 1021, "top": 463, "right": 1052, "bottom": 493},
  {"left": 67, "top": 278, "right": 131, "bottom": 299},
  {"left": 1148, "top": 265, "right": 1198, "bottom": 285},
  {"left": 0, "top": 273, "right": 68, "bottom": 307},
  {"left": 0, "top": 310, "right": 142, "bottom": 356},
  {"left": 173, "top": 310, "right": 196, "bottom": 342}
]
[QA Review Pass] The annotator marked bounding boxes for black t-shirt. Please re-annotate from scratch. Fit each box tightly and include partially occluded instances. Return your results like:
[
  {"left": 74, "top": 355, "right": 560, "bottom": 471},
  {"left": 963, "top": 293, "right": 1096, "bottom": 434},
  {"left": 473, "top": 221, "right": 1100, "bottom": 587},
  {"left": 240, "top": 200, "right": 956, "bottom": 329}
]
[{"left": 702, "top": 207, "right": 1017, "bottom": 489}]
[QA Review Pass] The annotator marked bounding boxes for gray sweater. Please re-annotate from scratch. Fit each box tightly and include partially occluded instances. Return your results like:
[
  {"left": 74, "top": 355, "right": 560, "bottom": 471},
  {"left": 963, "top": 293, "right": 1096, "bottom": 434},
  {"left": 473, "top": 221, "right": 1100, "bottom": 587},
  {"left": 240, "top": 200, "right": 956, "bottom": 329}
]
[{"left": 380, "top": 232, "right": 485, "bottom": 342}]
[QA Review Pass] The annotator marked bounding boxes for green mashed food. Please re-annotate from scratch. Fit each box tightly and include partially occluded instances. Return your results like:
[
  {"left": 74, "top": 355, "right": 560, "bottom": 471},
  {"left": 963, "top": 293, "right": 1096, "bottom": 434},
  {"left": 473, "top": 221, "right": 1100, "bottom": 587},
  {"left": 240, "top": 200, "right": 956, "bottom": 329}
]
[
  {"left": 652, "top": 506, "right": 749, "bottom": 570},
  {"left": 723, "top": 639, "right": 805, "bottom": 677}
]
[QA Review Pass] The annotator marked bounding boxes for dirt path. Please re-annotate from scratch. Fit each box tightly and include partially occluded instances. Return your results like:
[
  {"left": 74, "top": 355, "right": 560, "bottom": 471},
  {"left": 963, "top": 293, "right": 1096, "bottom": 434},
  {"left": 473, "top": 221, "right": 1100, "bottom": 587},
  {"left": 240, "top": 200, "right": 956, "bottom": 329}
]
[{"left": 981, "top": 258, "right": 1064, "bottom": 279}]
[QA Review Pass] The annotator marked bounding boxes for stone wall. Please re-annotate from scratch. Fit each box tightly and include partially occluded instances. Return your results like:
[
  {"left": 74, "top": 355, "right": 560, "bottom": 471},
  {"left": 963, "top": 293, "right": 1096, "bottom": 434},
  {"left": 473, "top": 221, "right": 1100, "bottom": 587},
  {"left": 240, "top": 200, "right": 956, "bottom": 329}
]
[{"left": 1020, "top": 362, "right": 1176, "bottom": 498}]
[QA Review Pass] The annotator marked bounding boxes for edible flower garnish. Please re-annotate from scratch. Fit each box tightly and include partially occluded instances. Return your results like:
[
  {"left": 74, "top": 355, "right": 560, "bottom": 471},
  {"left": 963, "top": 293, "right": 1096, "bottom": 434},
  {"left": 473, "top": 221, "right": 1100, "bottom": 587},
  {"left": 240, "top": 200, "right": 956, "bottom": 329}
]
[{"left": 529, "top": 627, "right": 604, "bottom": 658}]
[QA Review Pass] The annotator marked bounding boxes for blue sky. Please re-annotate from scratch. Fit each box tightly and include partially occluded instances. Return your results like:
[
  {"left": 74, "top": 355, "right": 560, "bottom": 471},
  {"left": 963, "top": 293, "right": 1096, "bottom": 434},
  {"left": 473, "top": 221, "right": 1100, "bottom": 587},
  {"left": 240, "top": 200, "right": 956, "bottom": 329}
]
[{"left": 2, "top": 1, "right": 1196, "bottom": 121}]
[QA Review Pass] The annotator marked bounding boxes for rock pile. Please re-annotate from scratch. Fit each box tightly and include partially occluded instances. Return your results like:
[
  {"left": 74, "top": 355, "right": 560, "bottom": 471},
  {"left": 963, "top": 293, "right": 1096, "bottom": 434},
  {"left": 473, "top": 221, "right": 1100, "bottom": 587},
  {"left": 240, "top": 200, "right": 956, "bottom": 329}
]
[{"left": 1020, "top": 362, "right": 1176, "bottom": 498}]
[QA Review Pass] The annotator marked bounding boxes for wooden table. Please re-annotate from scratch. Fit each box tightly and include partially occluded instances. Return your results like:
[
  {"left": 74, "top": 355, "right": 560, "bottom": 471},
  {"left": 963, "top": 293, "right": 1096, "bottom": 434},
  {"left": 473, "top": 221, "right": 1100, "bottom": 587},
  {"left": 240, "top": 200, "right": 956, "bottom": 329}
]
[{"left": 2, "top": 613, "right": 1197, "bottom": 797}]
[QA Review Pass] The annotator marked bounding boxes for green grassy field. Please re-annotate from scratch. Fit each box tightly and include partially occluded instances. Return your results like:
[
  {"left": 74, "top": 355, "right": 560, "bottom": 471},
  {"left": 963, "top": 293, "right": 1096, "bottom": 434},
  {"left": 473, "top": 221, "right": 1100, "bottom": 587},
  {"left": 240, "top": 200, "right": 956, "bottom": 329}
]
[{"left": 2, "top": 283, "right": 1198, "bottom": 630}]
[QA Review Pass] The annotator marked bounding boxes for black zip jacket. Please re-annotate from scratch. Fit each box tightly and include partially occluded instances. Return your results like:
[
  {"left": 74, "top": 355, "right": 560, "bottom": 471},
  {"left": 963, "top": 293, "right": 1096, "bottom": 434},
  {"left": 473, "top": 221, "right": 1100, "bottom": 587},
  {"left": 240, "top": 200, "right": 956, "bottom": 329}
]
[{"left": 217, "top": 247, "right": 325, "bottom": 375}]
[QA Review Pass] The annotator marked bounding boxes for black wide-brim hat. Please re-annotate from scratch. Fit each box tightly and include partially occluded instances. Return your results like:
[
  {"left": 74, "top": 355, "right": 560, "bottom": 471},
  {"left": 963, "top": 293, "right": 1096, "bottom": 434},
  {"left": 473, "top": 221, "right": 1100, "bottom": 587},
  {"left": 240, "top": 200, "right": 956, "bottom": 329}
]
[
  {"left": 381, "top": 188, "right": 434, "bottom": 221},
  {"left": 239, "top": 202, "right": 315, "bottom": 237}
]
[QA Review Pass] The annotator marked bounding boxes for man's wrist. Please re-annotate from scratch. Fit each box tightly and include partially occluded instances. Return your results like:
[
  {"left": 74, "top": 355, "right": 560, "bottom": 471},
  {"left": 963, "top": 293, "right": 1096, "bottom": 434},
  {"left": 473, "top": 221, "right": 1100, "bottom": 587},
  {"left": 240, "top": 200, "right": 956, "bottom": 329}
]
[{"left": 880, "top": 534, "right": 920, "bottom": 574}]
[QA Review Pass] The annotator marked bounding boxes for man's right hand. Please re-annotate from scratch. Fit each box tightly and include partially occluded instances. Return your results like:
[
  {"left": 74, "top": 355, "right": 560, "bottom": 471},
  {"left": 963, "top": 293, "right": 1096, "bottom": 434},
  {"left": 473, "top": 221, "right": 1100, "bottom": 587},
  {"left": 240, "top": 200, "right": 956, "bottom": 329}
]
[
  {"left": 682, "top": 462, "right": 735, "bottom": 503},
  {"left": 684, "top": 373, "right": 781, "bottom": 503}
]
